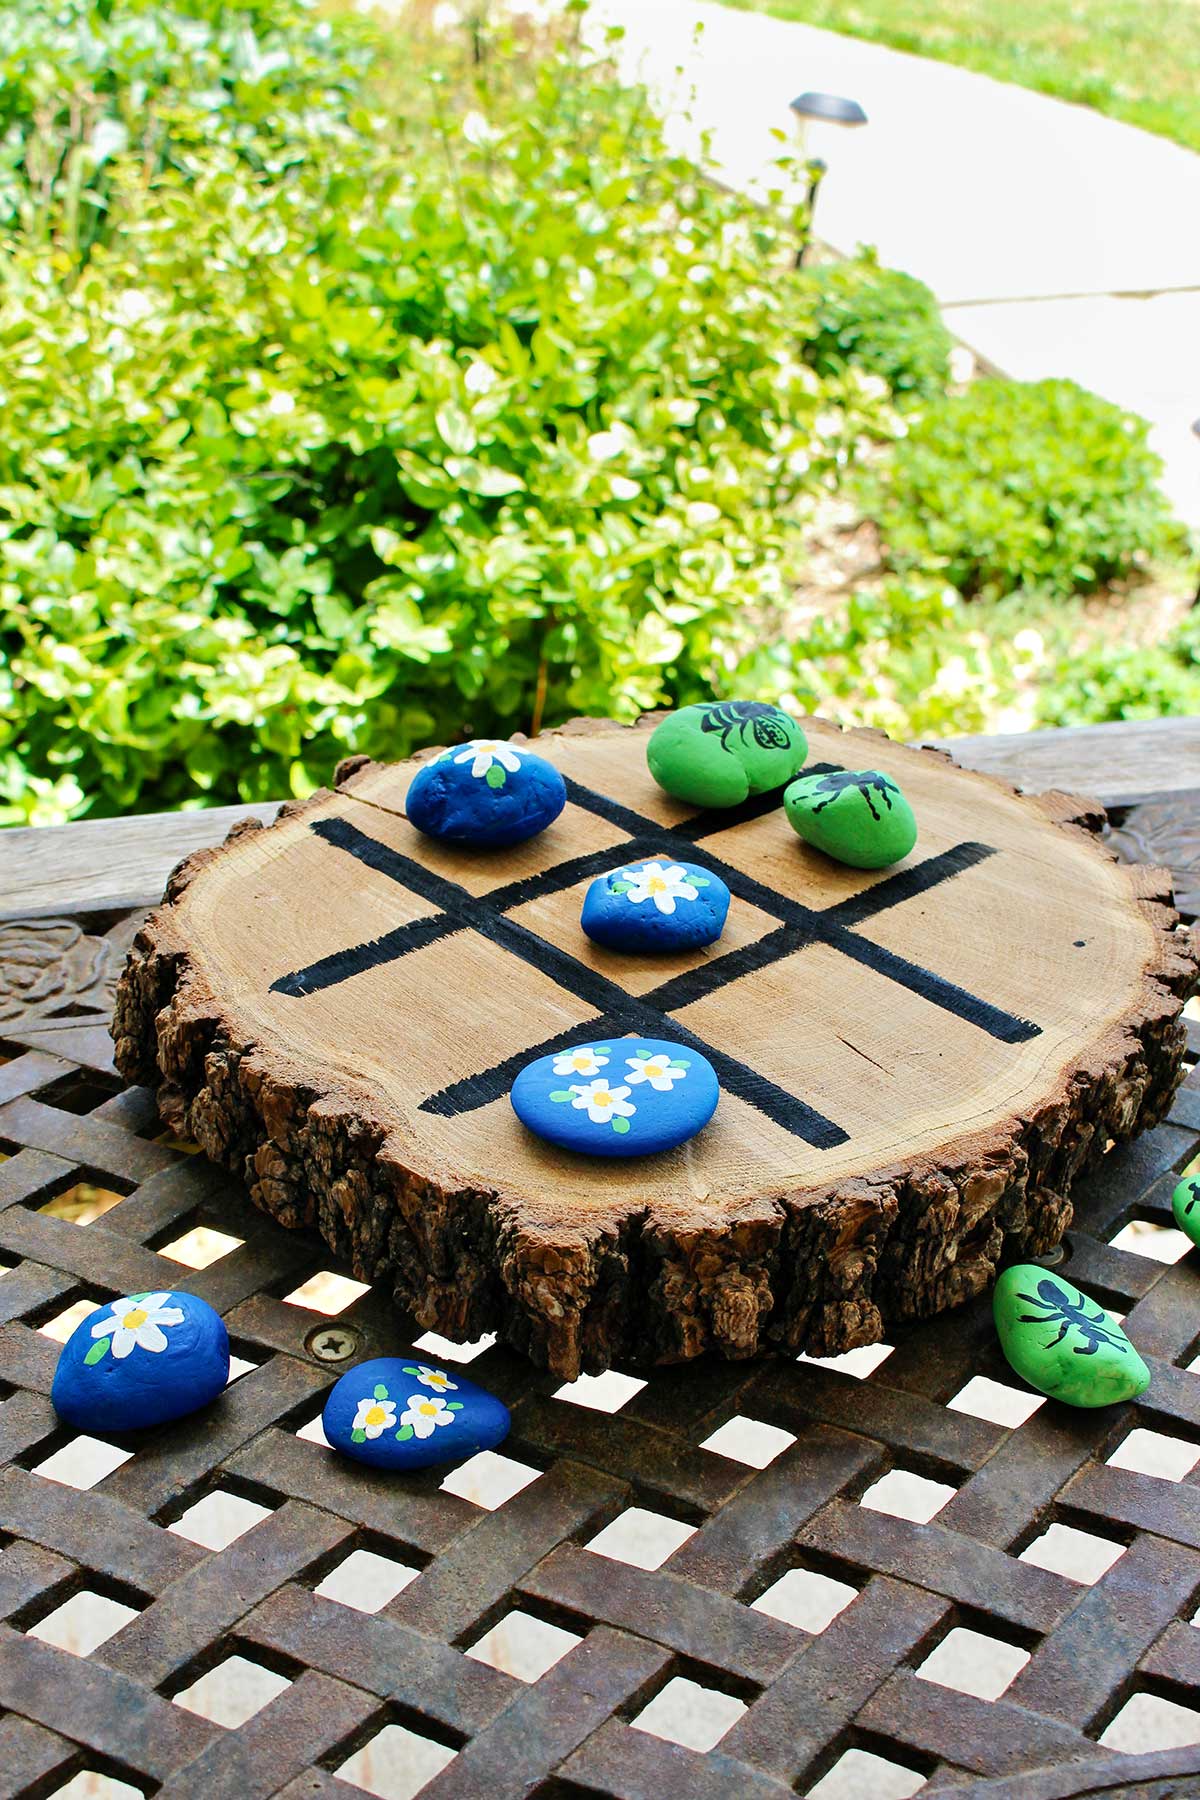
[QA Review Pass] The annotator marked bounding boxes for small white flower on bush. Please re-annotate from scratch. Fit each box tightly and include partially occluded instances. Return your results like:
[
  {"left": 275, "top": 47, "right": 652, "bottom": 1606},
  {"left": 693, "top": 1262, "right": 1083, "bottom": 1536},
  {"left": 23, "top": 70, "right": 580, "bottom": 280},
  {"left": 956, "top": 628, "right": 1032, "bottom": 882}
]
[
  {"left": 455, "top": 739, "right": 522, "bottom": 780},
  {"left": 399, "top": 1393, "right": 457, "bottom": 1439},
  {"left": 625, "top": 1051, "right": 689, "bottom": 1091},
  {"left": 352, "top": 1392, "right": 397, "bottom": 1439},
  {"left": 89, "top": 1292, "right": 184, "bottom": 1361},
  {"left": 552, "top": 1045, "right": 610, "bottom": 1078},
  {"left": 620, "top": 861, "right": 698, "bottom": 915},
  {"left": 569, "top": 1078, "right": 636, "bottom": 1126}
]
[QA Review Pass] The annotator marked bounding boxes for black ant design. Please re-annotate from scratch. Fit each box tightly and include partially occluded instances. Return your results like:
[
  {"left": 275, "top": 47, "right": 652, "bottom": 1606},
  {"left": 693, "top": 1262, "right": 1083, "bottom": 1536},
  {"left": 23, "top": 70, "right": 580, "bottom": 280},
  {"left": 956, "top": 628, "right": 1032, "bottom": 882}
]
[
  {"left": 809, "top": 769, "right": 899, "bottom": 823},
  {"left": 1180, "top": 1179, "right": 1200, "bottom": 1217},
  {"left": 699, "top": 701, "right": 794, "bottom": 754},
  {"left": 1017, "top": 1277, "right": 1129, "bottom": 1358}
]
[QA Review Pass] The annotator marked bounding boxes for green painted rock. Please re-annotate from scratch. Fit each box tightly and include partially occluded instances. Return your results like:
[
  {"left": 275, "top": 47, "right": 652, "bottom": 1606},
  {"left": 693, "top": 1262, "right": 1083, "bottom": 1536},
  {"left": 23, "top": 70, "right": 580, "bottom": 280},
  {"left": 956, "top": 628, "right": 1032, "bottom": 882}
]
[
  {"left": 646, "top": 702, "right": 807, "bottom": 808},
  {"left": 1172, "top": 1174, "right": 1200, "bottom": 1248},
  {"left": 784, "top": 767, "right": 917, "bottom": 869},
  {"left": 993, "top": 1265, "right": 1150, "bottom": 1409}
]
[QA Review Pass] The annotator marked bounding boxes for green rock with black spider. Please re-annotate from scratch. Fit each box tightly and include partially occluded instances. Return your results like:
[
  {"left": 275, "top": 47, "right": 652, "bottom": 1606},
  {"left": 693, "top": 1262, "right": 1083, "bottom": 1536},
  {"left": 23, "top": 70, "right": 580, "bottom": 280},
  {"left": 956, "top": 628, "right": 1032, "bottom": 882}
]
[
  {"left": 647, "top": 702, "right": 807, "bottom": 808},
  {"left": 784, "top": 766, "right": 917, "bottom": 869},
  {"left": 1172, "top": 1174, "right": 1200, "bottom": 1249}
]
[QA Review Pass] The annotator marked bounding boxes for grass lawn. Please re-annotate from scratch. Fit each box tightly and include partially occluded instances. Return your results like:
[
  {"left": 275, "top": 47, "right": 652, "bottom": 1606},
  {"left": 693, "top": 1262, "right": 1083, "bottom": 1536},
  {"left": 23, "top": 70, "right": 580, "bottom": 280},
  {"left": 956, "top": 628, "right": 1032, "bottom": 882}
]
[{"left": 718, "top": 0, "right": 1200, "bottom": 154}]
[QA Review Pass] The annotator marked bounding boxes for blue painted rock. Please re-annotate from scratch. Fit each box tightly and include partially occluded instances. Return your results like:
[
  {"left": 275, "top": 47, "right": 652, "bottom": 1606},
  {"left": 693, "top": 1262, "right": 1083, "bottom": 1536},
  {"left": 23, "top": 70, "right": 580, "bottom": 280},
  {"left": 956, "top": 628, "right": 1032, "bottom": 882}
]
[
  {"left": 1173, "top": 1174, "right": 1200, "bottom": 1247},
  {"left": 993, "top": 1265, "right": 1150, "bottom": 1408},
  {"left": 322, "top": 1356, "right": 510, "bottom": 1470},
  {"left": 406, "top": 739, "right": 566, "bottom": 847},
  {"left": 51, "top": 1290, "right": 229, "bottom": 1433},
  {"left": 581, "top": 858, "right": 730, "bottom": 953},
  {"left": 511, "top": 1038, "right": 719, "bottom": 1157}
]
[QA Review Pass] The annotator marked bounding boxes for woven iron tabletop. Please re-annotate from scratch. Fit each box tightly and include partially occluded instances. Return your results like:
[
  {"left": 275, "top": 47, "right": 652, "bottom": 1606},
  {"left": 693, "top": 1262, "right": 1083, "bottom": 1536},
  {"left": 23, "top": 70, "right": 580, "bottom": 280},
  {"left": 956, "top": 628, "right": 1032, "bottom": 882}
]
[{"left": 0, "top": 767, "right": 1198, "bottom": 1800}]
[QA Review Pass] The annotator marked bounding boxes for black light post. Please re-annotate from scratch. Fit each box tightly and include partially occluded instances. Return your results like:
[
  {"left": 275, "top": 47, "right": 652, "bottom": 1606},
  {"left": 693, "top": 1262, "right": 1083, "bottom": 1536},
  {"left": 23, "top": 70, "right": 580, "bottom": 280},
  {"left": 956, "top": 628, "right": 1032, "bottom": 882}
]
[{"left": 788, "top": 91, "right": 868, "bottom": 267}]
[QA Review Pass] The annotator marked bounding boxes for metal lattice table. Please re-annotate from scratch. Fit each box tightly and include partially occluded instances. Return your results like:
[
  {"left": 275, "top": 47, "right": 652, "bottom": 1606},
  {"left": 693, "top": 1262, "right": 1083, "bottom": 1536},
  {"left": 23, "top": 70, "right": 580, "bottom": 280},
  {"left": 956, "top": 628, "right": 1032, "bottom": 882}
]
[{"left": 0, "top": 733, "right": 1198, "bottom": 1800}]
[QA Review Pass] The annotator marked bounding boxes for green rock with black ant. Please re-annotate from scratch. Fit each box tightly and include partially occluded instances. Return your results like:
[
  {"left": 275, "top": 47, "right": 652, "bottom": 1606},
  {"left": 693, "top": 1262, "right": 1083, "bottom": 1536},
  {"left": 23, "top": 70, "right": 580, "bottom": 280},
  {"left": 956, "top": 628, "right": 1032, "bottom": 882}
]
[
  {"left": 784, "top": 767, "right": 917, "bottom": 869},
  {"left": 993, "top": 1265, "right": 1150, "bottom": 1408},
  {"left": 1172, "top": 1174, "right": 1200, "bottom": 1248}
]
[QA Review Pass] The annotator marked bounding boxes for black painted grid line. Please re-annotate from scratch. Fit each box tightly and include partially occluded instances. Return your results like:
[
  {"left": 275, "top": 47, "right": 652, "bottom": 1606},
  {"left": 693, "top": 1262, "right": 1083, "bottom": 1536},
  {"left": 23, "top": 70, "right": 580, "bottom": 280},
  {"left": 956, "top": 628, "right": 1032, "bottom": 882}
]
[
  {"left": 268, "top": 760, "right": 1043, "bottom": 1144},
  {"left": 298, "top": 816, "right": 849, "bottom": 1148}
]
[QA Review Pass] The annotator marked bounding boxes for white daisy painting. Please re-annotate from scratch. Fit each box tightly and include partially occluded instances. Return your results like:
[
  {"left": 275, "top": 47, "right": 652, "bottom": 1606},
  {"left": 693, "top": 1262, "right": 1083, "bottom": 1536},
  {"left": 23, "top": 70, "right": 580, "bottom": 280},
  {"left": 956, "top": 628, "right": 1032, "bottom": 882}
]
[
  {"left": 610, "top": 861, "right": 709, "bottom": 916},
  {"left": 452, "top": 739, "right": 522, "bottom": 790},
  {"left": 350, "top": 1377, "right": 464, "bottom": 1445},
  {"left": 548, "top": 1076, "right": 637, "bottom": 1136},
  {"left": 625, "top": 1050, "right": 690, "bottom": 1091},
  {"left": 84, "top": 1292, "right": 186, "bottom": 1365},
  {"left": 552, "top": 1046, "right": 611, "bottom": 1078}
]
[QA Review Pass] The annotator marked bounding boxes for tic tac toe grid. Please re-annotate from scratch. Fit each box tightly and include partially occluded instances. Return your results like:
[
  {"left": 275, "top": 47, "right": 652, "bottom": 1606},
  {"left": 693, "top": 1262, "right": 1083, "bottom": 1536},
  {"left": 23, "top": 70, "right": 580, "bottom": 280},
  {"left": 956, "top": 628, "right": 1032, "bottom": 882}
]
[
  {"left": 269, "top": 764, "right": 1040, "bottom": 1150},
  {"left": 0, "top": 784, "right": 1198, "bottom": 1798}
]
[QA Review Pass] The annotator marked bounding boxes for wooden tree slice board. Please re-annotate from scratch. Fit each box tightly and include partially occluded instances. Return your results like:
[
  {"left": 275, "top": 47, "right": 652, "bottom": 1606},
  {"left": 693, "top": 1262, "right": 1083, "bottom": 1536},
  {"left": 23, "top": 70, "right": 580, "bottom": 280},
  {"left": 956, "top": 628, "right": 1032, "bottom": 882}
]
[{"left": 113, "top": 716, "right": 1198, "bottom": 1377}]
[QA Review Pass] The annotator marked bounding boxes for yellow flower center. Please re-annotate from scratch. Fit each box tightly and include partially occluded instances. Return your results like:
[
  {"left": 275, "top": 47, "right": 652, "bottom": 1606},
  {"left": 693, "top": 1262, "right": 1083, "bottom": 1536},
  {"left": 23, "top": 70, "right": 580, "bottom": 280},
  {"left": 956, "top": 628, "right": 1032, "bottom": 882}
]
[
  {"left": 365, "top": 1404, "right": 387, "bottom": 1427},
  {"left": 124, "top": 1308, "right": 148, "bottom": 1329},
  {"left": 418, "top": 1401, "right": 440, "bottom": 1415},
  {"left": 647, "top": 876, "right": 667, "bottom": 894},
  {"left": 592, "top": 1089, "right": 612, "bottom": 1107}
]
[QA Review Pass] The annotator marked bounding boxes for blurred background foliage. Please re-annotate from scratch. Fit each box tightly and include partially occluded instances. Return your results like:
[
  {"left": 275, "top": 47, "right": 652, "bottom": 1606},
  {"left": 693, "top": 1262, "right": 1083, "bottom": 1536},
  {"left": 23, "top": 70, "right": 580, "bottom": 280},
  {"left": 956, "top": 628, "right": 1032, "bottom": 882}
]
[{"left": 0, "top": 0, "right": 1194, "bottom": 825}]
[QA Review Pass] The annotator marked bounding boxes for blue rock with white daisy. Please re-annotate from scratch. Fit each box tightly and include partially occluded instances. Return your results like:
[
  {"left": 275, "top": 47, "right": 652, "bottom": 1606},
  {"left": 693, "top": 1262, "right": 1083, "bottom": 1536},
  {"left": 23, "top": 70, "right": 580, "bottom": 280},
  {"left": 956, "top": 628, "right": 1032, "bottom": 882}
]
[
  {"left": 405, "top": 738, "right": 566, "bottom": 847},
  {"left": 581, "top": 858, "right": 730, "bottom": 953},
  {"left": 51, "top": 1290, "right": 229, "bottom": 1433},
  {"left": 510, "top": 1038, "right": 719, "bottom": 1158},
  {"left": 321, "top": 1356, "right": 510, "bottom": 1471}
]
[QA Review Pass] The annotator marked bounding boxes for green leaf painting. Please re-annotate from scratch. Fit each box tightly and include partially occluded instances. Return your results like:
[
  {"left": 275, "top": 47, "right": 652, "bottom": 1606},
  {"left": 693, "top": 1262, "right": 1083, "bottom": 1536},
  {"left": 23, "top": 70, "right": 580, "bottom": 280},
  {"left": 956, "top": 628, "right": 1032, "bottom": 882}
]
[
  {"left": 84, "top": 1338, "right": 110, "bottom": 1366},
  {"left": 395, "top": 1424, "right": 414, "bottom": 1442},
  {"left": 485, "top": 765, "right": 506, "bottom": 789}
]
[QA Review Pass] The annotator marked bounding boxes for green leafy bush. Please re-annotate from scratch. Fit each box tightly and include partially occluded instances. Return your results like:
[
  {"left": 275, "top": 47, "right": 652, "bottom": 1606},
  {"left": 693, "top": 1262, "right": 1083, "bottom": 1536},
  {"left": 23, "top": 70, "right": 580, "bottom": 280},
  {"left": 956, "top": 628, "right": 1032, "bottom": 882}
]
[
  {"left": 0, "top": 0, "right": 369, "bottom": 262},
  {"left": 1037, "top": 610, "right": 1200, "bottom": 723},
  {"left": 0, "top": 0, "right": 895, "bottom": 823},
  {"left": 800, "top": 253, "right": 952, "bottom": 400},
  {"left": 767, "top": 579, "right": 1015, "bottom": 738},
  {"left": 870, "top": 377, "right": 1179, "bottom": 598}
]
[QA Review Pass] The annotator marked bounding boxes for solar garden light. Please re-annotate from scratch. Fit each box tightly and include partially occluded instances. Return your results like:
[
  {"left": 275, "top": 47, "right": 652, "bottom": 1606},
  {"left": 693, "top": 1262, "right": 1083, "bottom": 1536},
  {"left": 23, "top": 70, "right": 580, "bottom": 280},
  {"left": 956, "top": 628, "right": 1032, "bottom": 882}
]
[{"left": 788, "top": 91, "right": 868, "bottom": 268}]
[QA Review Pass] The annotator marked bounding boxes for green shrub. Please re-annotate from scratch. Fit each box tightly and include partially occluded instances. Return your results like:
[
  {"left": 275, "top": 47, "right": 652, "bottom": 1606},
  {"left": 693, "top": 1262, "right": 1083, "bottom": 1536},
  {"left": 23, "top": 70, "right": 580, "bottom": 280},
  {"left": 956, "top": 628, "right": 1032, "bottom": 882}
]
[
  {"left": 800, "top": 253, "right": 952, "bottom": 400},
  {"left": 0, "top": 0, "right": 896, "bottom": 824},
  {"left": 773, "top": 579, "right": 1016, "bottom": 738},
  {"left": 0, "top": 0, "right": 370, "bottom": 262},
  {"left": 870, "top": 377, "right": 1179, "bottom": 598},
  {"left": 1037, "top": 610, "right": 1200, "bottom": 724}
]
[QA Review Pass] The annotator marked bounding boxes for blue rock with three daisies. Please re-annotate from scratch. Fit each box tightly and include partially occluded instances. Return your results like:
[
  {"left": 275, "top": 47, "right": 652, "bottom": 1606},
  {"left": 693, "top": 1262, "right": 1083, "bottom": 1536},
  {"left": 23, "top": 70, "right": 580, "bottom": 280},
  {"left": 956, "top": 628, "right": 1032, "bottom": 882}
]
[
  {"left": 581, "top": 858, "right": 730, "bottom": 953},
  {"left": 406, "top": 739, "right": 566, "bottom": 847},
  {"left": 322, "top": 1356, "right": 510, "bottom": 1470},
  {"left": 51, "top": 1290, "right": 229, "bottom": 1433},
  {"left": 510, "top": 1037, "right": 719, "bottom": 1158}
]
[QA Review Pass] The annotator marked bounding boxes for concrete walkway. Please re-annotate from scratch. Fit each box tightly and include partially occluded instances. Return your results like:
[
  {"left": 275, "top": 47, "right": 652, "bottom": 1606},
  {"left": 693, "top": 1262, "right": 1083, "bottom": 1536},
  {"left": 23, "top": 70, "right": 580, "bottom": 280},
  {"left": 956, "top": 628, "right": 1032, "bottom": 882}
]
[{"left": 589, "top": 0, "right": 1200, "bottom": 524}]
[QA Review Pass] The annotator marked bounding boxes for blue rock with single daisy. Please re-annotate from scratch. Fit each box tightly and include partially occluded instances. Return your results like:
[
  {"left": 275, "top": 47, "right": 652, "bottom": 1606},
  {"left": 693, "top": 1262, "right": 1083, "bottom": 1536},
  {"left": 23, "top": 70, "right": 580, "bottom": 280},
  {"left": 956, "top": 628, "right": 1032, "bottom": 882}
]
[
  {"left": 51, "top": 1290, "right": 229, "bottom": 1433},
  {"left": 406, "top": 739, "right": 566, "bottom": 847},
  {"left": 321, "top": 1356, "right": 510, "bottom": 1471},
  {"left": 581, "top": 858, "right": 730, "bottom": 953},
  {"left": 510, "top": 1038, "right": 719, "bottom": 1158}
]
